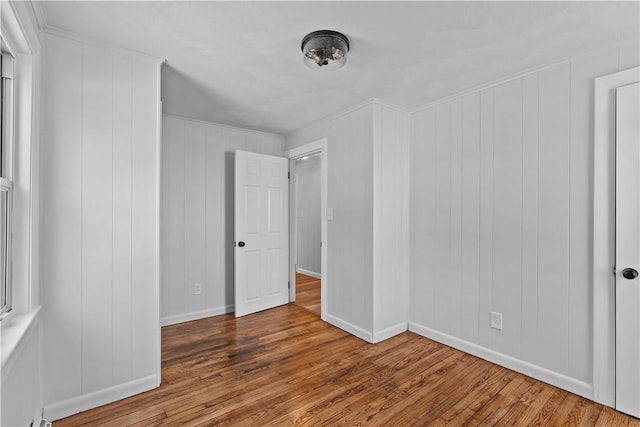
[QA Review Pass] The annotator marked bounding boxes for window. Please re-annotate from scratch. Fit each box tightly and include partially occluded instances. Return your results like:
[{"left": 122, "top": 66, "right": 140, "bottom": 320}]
[{"left": 0, "top": 45, "right": 14, "bottom": 319}]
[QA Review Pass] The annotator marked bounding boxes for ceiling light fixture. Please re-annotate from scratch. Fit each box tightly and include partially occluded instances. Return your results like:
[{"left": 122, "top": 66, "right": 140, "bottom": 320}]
[{"left": 301, "top": 30, "right": 350, "bottom": 71}]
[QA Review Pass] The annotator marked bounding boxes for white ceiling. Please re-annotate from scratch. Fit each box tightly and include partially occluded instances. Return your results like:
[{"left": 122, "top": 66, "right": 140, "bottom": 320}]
[{"left": 39, "top": 1, "right": 639, "bottom": 135}]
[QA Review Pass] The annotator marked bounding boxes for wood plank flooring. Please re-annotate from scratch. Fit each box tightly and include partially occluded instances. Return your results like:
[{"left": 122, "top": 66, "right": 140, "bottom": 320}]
[
  {"left": 55, "top": 304, "right": 640, "bottom": 426},
  {"left": 293, "top": 272, "right": 320, "bottom": 315}
]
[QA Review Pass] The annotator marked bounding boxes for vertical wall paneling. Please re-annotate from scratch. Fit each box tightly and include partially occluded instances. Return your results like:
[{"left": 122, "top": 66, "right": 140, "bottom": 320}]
[
  {"left": 491, "top": 80, "right": 523, "bottom": 357},
  {"left": 372, "top": 104, "right": 410, "bottom": 341},
  {"left": 81, "top": 47, "right": 114, "bottom": 393},
  {"left": 112, "top": 55, "right": 133, "bottom": 385},
  {"left": 537, "top": 63, "right": 571, "bottom": 375},
  {"left": 160, "top": 118, "right": 170, "bottom": 325},
  {"left": 520, "top": 74, "right": 539, "bottom": 364},
  {"left": 160, "top": 116, "right": 284, "bottom": 325},
  {"left": 167, "top": 117, "right": 186, "bottom": 316},
  {"left": 460, "top": 93, "right": 481, "bottom": 344},
  {"left": 131, "top": 59, "right": 161, "bottom": 378},
  {"left": 450, "top": 100, "right": 463, "bottom": 338},
  {"left": 477, "top": 89, "right": 494, "bottom": 349},
  {"left": 42, "top": 35, "right": 83, "bottom": 404},
  {"left": 41, "top": 33, "right": 162, "bottom": 419},
  {"left": 434, "top": 104, "right": 453, "bottom": 334},
  {"left": 568, "top": 48, "right": 620, "bottom": 382},
  {"left": 205, "top": 124, "right": 224, "bottom": 310},
  {"left": 184, "top": 122, "right": 206, "bottom": 313},
  {"left": 408, "top": 42, "right": 638, "bottom": 395},
  {"left": 410, "top": 108, "right": 437, "bottom": 328},
  {"left": 286, "top": 101, "right": 409, "bottom": 342}
]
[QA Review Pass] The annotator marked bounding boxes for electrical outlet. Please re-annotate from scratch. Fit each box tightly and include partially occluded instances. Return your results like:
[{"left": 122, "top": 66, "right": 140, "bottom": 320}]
[
  {"left": 490, "top": 311, "right": 503, "bottom": 330},
  {"left": 194, "top": 283, "right": 202, "bottom": 295}
]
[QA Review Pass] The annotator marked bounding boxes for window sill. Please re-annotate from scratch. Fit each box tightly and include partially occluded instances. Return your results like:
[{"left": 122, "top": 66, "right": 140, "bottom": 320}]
[{"left": 0, "top": 305, "right": 41, "bottom": 381}]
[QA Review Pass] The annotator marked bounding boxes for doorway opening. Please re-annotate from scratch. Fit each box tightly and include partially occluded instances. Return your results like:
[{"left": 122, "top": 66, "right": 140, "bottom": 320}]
[
  {"left": 286, "top": 139, "right": 328, "bottom": 320},
  {"left": 292, "top": 153, "right": 321, "bottom": 315}
]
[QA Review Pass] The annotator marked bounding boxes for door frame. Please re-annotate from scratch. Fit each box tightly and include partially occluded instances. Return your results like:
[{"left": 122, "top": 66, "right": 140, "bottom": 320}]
[
  {"left": 593, "top": 66, "right": 640, "bottom": 406},
  {"left": 286, "top": 138, "right": 328, "bottom": 320}
]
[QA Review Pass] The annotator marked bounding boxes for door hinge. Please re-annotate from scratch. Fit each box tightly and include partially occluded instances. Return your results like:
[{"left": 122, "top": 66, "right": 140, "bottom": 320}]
[
  {"left": 288, "top": 281, "right": 290, "bottom": 289},
  {"left": 288, "top": 171, "right": 290, "bottom": 179}
]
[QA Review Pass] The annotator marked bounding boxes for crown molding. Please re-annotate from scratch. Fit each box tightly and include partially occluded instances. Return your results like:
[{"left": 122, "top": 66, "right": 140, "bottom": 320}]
[
  {"left": 2, "top": 1, "right": 41, "bottom": 54},
  {"left": 29, "top": 0, "right": 47, "bottom": 32},
  {"left": 41, "top": 26, "right": 165, "bottom": 66},
  {"left": 163, "top": 114, "right": 286, "bottom": 139}
]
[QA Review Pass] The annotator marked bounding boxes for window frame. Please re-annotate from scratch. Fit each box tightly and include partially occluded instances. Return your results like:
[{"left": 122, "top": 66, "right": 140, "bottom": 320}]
[{"left": 0, "top": 44, "right": 15, "bottom": 319}]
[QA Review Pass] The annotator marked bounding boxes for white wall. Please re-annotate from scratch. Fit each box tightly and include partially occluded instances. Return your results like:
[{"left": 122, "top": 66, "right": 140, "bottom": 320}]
[
  {"left": 372, "top": 103, "right": 410, "bottom": 342},
  {"left": 40, "top": 33, "right": 162, "bottom": 421},
  {"left": 161, "top": 115, "right": 284, "bottom": 325},
  {"left": 409, "top": 42, "right": 640, "bottom": 398},
  {"left": 286, "top": 101, "right": 410, "bottom": 342},
  {"left": 294, "top": 155, "right": 321, "bottom": 276},
  {"left": 287, "top": 103, "right": 375, "bottom": 338}
]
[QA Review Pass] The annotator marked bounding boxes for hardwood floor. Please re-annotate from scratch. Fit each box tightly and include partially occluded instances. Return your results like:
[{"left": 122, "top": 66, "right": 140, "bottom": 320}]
[
  {"left": 293, "top": 272, "right": 320, "bottom": 315},
  {"left": 55, "top": 304, "right": 640, "bottom": 426}
]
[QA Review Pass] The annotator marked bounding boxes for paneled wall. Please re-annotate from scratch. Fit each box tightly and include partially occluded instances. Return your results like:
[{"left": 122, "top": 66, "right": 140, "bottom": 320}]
[
  {"left": 287, "top": 103, "right": 375, "bottom": 338},
  {"left": 294, "top": 155, "right": 321, "bottom": 276},
  {"left": 286, "top": 101, "right": 410, "bottom": 342},
  {"left": 161, "top": 115, "right": 284, "bottom": 325},
  {"left": 409, "top": 43, "right": 639, "bottom": 396},
  {"left": 40, "top": 33, "right": 162, "bottom": 420},
  {"left": 372, "top": 104, "right": 410, "bottom": 341}
]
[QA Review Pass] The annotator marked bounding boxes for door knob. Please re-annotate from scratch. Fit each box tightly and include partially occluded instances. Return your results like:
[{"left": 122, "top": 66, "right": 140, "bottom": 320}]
[
  {"left": 238, "top": 241, "right": 245, "bottom": 247},
  {"left": 622, "top": 268, "right": 639, "bottom": 280}
]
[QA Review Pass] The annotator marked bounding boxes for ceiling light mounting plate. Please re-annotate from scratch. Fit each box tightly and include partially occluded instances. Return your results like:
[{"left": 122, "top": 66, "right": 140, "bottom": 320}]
[{"left": 301, "top": 29, "right": 350, "bottom": 71}]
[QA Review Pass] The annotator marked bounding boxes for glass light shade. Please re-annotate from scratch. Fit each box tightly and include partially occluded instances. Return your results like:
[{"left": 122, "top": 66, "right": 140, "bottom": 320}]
[{"left": 301, "top": 30, "right": 350, "bottom": 71}]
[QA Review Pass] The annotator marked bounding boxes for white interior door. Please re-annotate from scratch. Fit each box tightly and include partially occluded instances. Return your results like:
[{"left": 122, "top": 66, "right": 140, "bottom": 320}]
[
  {"left": 615, "top": 81, "right": 640, "bottom": 417},
  {"left": 234, "top": 150, "right": 289, "bottom": 317}
]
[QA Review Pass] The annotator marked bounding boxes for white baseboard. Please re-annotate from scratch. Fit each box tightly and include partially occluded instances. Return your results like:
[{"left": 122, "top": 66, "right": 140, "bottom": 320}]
[
  {"left": 44, "top": 374, "right": 158, "bottom": 421},
  {"left": 325, "top": 313, "right": 373, "bottom": 343},
  {"left": 296, "top": 268, "right": 321, "bottom": 279},
  {"left": 408, "top": 322, "right": 593, "bottom": 400},
  {"left": 160, "top": 305, "right": 234, "bottom": 327},
  {"left": 373, "top": 322, "right": 408, "bottom": 343}
]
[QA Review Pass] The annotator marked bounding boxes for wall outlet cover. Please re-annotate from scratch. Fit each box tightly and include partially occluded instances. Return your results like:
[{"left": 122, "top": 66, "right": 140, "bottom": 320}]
[{"left": 490, "top": 311, "right": 503, "bottom": 330}]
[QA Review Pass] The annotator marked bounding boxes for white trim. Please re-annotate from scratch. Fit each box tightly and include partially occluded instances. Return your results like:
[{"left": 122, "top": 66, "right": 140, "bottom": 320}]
[
  {"left": 411, "top": 37, "right": 639, "bottom": 115},
  {"left": 163, "top": 113, "right": 283, "bottom": 139},
  {"left": 325, "top": 313, "right": 373, "bottom": 343},
  {"left": 373, "top": 322, "right": 407, "bottom": 344},
  {"left": 4, "top": 1, "right": 41, "bottom": 54},
  {"left": 296, "top": 268, "right": 320, "bottom": 279},
  {"left": 31, "top": 410, "right": 44, "bottom": 427},
  {"left": 42, "top": 27, "right": 163, "bottom": 65},
  {"left": 593, "top": 66, "right": 640, "bottom": 407},
  {"left": 154, "top": 63, "right": 163, "bottom": 387},
  {"left": 0, "top": 305, "right": 40, "bottom": 380},
  {"left": 160, "top": 305, "right": 234, "bottom": 327},
  {"left": 409, "top": 322, "right": 593, "bottom": 400},
  {"left": 43, "top": 374, "right": 158, "bottom": 422},
  {"left": 286, "top": 138, "right": 328, "bottom": 321},
  {"left": 28, "top": 0, "right": 47, "bottom": 32}
]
